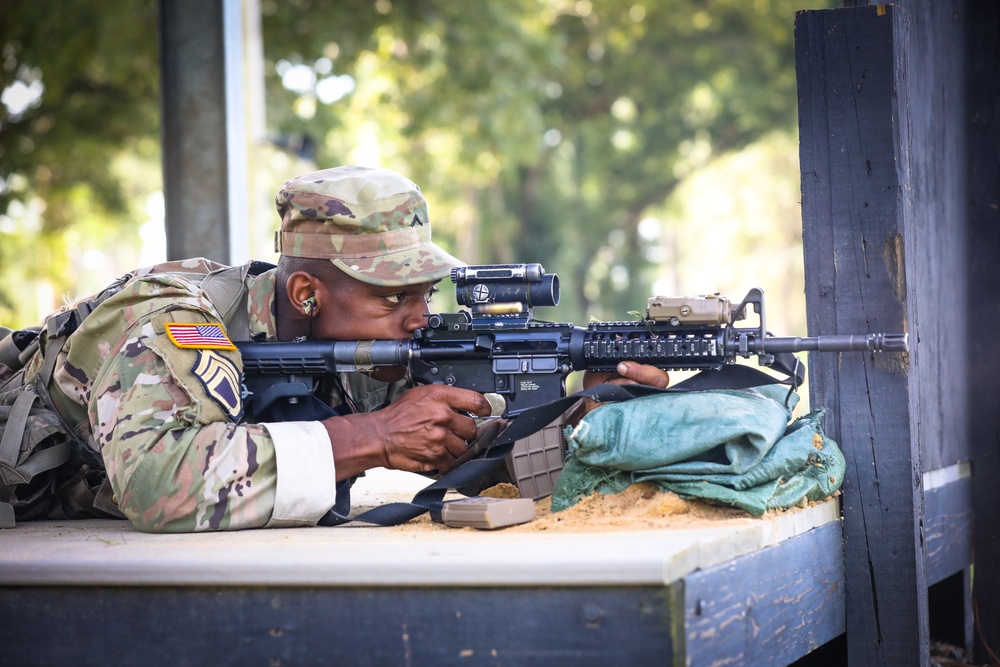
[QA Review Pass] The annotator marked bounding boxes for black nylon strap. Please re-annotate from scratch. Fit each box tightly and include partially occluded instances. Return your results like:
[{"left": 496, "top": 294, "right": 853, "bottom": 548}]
[
  {"left": 669, "top": 362, "right": 800, "bottom": 391},
  {"left": 319, "top": 362, "right": 799, "bottom": 527},
  {"left": 317, "top": 392, "right": 587, "bottom": 526}
]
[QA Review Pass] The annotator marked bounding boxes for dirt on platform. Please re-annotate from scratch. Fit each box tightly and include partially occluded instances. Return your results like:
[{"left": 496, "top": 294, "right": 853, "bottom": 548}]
[
  {"left": 394, "top": 481, "right": 818, "bottom": 533},
  {"left": 493, "top": 481, "right": 758, "bottom": 532}
]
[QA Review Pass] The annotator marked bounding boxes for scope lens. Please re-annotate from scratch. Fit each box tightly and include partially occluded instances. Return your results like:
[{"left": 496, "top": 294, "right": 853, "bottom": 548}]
[
  {"left": 455, "top": 273, "right": 559, "bottom": 308},
  {"left": 529, "top": 273, "right": 559, "bottom": 307}
]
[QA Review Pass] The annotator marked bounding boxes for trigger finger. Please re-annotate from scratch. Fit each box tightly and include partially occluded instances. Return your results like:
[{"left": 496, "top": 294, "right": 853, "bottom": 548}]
[
  {"left": 452, "top": 413, "right": 479, "bottom": 442},
  {"left": 444, "top": 432, "right": 470, "bottom": 458}
]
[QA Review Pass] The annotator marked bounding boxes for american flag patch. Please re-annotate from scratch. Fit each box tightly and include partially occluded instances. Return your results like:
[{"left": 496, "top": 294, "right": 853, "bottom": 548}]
[{"left": 164, "top": 322, "right": 237, "bottom": 350}]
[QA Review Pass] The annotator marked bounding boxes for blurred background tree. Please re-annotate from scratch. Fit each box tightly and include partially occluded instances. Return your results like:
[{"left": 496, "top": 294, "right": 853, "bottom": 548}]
[
  {"left": 0, "top": 0, "right": 833, "bottom": 334},
  {"left": 0, "top": 0, "right": 161, "bottom": 326}
]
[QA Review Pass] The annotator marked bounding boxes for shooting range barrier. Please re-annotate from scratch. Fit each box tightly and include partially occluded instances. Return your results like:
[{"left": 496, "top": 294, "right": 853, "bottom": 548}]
[{"left": 0, "top": 475, "right": 846, "bottom": 666}]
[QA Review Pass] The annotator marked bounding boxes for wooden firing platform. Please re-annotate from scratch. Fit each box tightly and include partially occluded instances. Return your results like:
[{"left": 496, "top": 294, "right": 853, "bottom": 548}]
[{"left": 0, "top": 470, "right": 846, "bottom": 667}]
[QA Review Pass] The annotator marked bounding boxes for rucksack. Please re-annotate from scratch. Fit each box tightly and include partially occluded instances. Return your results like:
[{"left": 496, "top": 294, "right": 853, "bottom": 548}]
[
  {"left": 0, "top": 306, "right": 125, "bottom": 527},
  {"left": 0, "top": 260, "right": 270, "bottom": 528}
]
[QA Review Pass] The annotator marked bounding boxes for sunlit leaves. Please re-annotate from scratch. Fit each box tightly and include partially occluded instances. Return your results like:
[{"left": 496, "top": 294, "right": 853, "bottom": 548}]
[
  {"left": 0, "top": 0, "right": 160, "bottom": 325},
  {"left": 0, "top": 0, "right": 835, "bottom": 328}
]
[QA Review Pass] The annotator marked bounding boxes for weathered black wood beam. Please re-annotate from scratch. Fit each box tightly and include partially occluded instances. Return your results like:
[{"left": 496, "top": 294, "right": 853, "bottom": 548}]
[
  {"left": 684, "top": 521, "right": 845, "bottom": 666},
  {"left": 965, "top": 0, "right": 1000, "bottom": 658},
  {"left": 0, "top": 586, "right": 678, "bottom": 666},
  {"left": 795, "top": 6, "right": 929, "bottom": 666}
]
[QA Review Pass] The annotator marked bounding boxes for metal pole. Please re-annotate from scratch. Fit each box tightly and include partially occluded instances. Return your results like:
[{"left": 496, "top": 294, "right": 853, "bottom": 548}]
[{"left": 159, "top": 0, "right": 248, "bottom": 264}]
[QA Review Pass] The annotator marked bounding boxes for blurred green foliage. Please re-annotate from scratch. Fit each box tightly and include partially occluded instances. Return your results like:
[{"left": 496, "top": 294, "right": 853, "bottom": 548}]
[
  {"left": 259, "top": 0, "right": 834, "bottom": 323},
  {"left": 0, "top": 0, "right": 833, "bottom": 329},
  {"left": 0, "top": 0, "right": 160, "bottom": 326}
]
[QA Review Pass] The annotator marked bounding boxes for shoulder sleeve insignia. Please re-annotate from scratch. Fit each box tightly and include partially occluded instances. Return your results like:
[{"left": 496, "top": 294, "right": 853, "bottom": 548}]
[
  {"left": 165, "top": 322, "right": 237, "bottom": 350},
  {"left": 193, "top": 350, "right": 244, "bottom": 421}
]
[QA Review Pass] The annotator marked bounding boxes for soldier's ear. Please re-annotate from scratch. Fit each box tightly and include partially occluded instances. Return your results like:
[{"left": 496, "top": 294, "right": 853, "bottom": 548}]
[{"left": 286, "top": 271, "right": 322, "bottom": 316}]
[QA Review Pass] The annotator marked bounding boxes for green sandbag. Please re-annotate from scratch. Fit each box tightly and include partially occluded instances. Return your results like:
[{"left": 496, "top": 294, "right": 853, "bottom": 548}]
[{"left": 551, "top": 385, "right": 845, "bottom": 517}]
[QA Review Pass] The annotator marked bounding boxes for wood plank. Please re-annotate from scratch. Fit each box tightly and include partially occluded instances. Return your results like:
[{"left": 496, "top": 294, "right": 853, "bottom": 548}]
[
  {"left": 0, "top": 504, "right": 845, "bottom": 666},
  {"left": 0, "top": 501, "right": 840, "bottom": 588},
  {"left": 684, "top": 521, "right": 845, "bottom": 667},
  {"left": 795, "top": 6, "right": 929, "bottom": 666},
  {"left": 964, "top": 0, "right": 1000, "bottom": 658},
  {"left": 0, "top": 586, "right": 680, "bottom": 667},
  {"left": 922, "top": 467, "right": 973, "bottom": 586},
  {"left": 883, "top": 0, "right": 972, "bottom": 472},
  {"left": 0, "top": 515, "right": 849, "bottom": 667}
]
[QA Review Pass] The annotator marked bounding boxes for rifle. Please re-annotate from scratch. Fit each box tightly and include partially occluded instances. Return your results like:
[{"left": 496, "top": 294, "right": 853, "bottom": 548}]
[{"left": 236, "top": 263, "right": 908, "bottom": 420}]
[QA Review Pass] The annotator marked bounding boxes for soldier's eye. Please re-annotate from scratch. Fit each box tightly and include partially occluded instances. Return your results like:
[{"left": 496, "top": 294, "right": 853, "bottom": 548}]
[
  {"left": 425, "top": 287, "right": 439, "bottom": 302},
  {"left": 383, "top": 292, "right": 406, "bottom": 305}
]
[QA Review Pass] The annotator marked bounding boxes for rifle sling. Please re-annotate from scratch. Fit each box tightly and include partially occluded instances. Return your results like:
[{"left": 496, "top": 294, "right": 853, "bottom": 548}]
[{"left": 318, "top": 362, "right": 796, "bottom": 527}]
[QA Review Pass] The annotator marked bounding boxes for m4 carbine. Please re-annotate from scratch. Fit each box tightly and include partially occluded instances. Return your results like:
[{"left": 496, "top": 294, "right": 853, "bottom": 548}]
[{"left": 236, "top": 263, "right": 908, "bottom": 420}]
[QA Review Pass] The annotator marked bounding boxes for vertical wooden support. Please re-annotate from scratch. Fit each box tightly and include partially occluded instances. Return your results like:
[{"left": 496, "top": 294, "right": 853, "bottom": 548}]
[
  {"left": 966, "top": 0, "right": 1000, "bottom": 659},
  {"left": 795, "top": 6, "right": 929, "bottom": 666}
]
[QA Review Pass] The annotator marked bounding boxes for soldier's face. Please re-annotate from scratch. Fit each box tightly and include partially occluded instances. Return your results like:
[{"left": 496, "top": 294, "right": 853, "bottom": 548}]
[{"left": 313, "top": 277, "right": 438, "bottom": 381}]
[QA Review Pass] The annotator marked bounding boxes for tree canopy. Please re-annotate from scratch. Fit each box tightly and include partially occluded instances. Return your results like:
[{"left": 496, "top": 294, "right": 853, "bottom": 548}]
[
  {"left": 259, "top": 0, "right": 822, "bottom": 320},
  {"left": 0, "top": 0, "right": 832, "bottom": 327},
  {"left": 0, "top": 0, "right": 160, "bottom": 324}
]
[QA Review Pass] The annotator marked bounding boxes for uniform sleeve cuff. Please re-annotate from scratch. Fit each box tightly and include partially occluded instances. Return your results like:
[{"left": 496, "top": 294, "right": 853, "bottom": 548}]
[{"left": 260, "top": 421, "right": 338, "bottom": 527}]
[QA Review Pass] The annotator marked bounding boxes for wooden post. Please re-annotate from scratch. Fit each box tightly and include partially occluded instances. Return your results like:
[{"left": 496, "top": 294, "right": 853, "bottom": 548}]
[
  {"left": 965, "top": 0, "right": 1000, "bottom": 659},
  {"left": 795, "top": 6, "right": 929, "bottom": 666}
]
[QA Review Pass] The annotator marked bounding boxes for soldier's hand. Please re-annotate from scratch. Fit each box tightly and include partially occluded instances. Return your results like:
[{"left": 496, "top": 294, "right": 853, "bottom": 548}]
[
  {"left": 323, "top": 384, "right": 491, "bottom": 480},
  {"left": 582, "top": 361, "right": 669, "bottom": 390}
]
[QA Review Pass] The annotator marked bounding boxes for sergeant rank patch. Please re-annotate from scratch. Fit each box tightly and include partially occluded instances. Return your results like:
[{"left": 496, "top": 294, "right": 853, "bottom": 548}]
[
  {"left": 192, "top": 350, "right": 244, "bottom": 421},
  {"left": 164, "top": 322, "right": 237, "bottom": 350}
]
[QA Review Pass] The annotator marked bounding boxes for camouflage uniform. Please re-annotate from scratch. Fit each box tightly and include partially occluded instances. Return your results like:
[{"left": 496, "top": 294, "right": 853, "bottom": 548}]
[{"left": 17, "top": 166, "right": 462, "bottom": 532}]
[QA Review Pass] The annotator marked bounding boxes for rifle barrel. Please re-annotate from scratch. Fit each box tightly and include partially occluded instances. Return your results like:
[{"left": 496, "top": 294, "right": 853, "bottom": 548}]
[
  {"left": 237, "top": 340, "right": 411, "bottom": 374},
  {"left": 762, "top": 332, "right": 908, "bottom": 354}
]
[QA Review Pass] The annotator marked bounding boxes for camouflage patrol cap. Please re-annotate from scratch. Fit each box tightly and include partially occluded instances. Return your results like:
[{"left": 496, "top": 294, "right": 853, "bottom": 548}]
[{"left": 274, "top": 165, "right": 463, "bottom": 286}]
